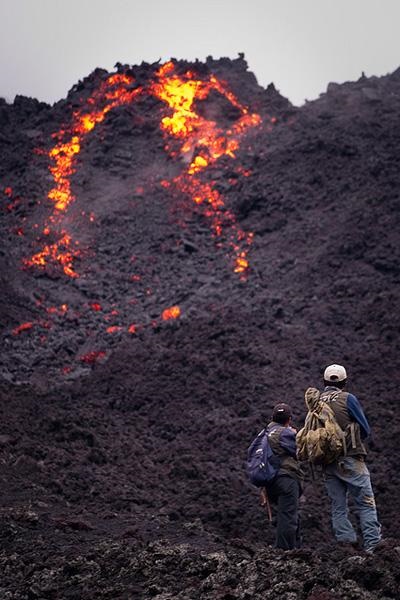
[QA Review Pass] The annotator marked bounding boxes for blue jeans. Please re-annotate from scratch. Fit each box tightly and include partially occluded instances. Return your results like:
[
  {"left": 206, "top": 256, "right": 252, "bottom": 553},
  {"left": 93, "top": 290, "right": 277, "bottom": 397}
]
[{"left": 324, "top": 456, "right": 381, "bottom": 550}]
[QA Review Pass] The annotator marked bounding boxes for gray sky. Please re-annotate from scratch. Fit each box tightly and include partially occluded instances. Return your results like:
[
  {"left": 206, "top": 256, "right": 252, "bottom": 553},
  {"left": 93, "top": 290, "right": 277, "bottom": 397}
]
[{"left": 1, "top": 0, "right": 400, "bottom": 106}]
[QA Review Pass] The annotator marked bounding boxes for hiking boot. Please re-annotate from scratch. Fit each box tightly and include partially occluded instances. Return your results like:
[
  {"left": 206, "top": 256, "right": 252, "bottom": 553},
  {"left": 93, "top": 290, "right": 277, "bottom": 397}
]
[{"left": 364, "top": 539, "right": 386, "bottom": 554}]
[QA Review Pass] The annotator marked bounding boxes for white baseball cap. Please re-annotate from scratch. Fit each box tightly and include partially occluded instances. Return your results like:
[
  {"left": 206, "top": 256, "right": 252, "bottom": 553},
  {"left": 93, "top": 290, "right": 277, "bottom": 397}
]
[{"left": 324, "top": 364, "right": 347, "bottom": 382}]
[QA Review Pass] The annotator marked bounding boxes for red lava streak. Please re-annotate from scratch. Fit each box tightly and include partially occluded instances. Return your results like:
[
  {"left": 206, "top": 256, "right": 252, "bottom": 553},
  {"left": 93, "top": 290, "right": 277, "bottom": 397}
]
[
  {"left": 89, "top": 303, "right": 102, "bottom": 312},
  {"left": 162, "top": 306, "right": 181, "bottom": 321},
  {"left": 12, "top": 322, "right": 34, "bottom": 335},
  {"left": 23, "top": 61, "right": 263, "bottom": 280},
  {"left": 106, "top": 326, "right": 123, "bottom": 334},
  {"left": 80, "top": 351, "right": 107, "bottom": 364}
]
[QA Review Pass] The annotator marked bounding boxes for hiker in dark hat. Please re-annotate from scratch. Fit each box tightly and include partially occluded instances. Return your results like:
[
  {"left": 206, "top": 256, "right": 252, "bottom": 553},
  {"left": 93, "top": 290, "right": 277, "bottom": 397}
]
[
  {"left": 263, "top": 403, "right": 304, "bottom": 550},
  {"left": 320, "top": 364, "right": 382, "bottom": 553}
]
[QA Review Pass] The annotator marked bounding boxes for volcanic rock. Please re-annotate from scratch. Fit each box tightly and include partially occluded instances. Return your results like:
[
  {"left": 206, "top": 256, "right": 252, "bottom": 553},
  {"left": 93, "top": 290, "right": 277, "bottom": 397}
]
[{"left": 0, "top": 55, "right": 400, "bottom": 598}]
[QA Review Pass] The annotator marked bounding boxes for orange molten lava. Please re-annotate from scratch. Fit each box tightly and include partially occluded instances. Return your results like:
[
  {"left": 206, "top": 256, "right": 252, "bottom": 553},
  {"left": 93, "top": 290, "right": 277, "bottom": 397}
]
[
  {"left": 48, "top": 74, "right": 140, "bottom": 214},
  {"left": 24, "top": 61, "right": 263, "bottom": 282},
  {"left": 234, "top": 253, "right": 249, "bottom": 273},
  {"left": 25, "top": 74, "right": 142, "bottom": 277},
  {"left": 162, "top": 305, "right": 181, "bottom": 321},
  {"left": 151, "top": 62, "right": 261, "bottom": 173},
  {"left": 24, "top": 233, "right": 80, "bottom": 278},
  {"left": 46, "top": 304, "right": 68, "bottom": 315},
  {"left": 151, "top": 62, "right": 261, "bottom": 275}
]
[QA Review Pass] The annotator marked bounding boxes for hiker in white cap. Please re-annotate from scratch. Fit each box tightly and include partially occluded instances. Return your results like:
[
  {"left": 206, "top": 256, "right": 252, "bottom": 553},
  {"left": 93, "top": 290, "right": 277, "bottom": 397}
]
[{"left": 320, "top": 364, "right": 382, "bottom": 553}]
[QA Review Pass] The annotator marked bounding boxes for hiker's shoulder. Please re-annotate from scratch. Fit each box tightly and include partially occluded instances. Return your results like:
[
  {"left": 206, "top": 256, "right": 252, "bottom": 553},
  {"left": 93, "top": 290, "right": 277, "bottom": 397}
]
[
  {"left": 346, "top": 391, "right": 365, "bottom": 412},
  {"left": 346, "top": 391, "right": 359, "bottom": 402},
  {"left": 267, "top": 422, "right": 284, "bottom": 436},
  {"left": 267, "top": 421, "right": 284, "bottom": 429}
]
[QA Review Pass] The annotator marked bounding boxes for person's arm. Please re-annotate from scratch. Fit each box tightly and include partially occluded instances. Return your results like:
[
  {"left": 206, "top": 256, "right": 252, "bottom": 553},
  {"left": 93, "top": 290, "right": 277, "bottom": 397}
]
[
  {"left": 279, "top": 427, "right": 297, "bottom": 457},
  {"left": 347, "top": 393, "right": 370, "bottom": 439}
]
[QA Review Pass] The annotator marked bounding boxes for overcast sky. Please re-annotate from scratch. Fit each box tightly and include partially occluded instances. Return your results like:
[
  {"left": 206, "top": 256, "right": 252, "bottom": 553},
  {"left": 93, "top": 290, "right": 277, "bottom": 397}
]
[{"left": 1, "top": 0, "right": 400, "bottom": 106}]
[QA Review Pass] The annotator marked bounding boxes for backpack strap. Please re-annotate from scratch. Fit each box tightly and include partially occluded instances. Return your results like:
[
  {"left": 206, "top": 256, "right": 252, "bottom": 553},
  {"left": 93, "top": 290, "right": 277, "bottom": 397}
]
[
  {"left": 323, "top": 391, "right": 360, "bottom": 453},
  {"left": 342, "top": 432, "right": 348, "bottom": 456},
  {"left": 349, "top": 422, "right": 357, "bottom": 449},
  {"left": 320, "top": 390, "right": 341, "bottom": 404}
]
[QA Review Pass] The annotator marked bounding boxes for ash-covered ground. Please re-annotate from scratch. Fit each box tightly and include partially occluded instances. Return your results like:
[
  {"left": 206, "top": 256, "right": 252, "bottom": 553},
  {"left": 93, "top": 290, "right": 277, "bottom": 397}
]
[{"left": 1, "top": 56, "right": 400, "bottom": 599}]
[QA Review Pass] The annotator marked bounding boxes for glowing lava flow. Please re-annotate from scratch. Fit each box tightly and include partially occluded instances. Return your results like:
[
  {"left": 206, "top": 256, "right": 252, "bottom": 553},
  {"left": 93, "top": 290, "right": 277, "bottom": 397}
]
[
  {"left": 24, "top": 74, "right": 142, "bottom": 277},
  {"left": 24, "top": 61, "right": 262, "bottom": 280},
  {"left": 152, "top": 62, "right": 260, "bottom": 169},
  {"left": 47, "top": 74, "right": 139, "bottom": 213},
  {"left": 151, "top": 61, "right": 261, "bottom": 275}
]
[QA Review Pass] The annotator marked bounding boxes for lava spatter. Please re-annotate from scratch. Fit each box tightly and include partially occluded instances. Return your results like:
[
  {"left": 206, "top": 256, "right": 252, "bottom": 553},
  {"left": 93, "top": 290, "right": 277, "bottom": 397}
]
[
  {"left": 25, "top": 232, "right": 81, "bottom": 278},
  {"left": 162, "top": 305, "right": 181, "bottom": 321}
]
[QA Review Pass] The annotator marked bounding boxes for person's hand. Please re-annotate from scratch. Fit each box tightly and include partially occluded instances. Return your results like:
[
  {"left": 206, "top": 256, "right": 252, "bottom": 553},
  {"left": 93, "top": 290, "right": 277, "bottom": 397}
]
[{"left": 260, "top": 488, "right": 268, "bottom": 507}]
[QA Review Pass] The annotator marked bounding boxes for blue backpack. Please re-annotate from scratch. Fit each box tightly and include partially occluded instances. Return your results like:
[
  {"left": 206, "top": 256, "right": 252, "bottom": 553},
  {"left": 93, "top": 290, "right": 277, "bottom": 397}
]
[{"left": 246, "top": 427, "right": 281, "bottom": 487}]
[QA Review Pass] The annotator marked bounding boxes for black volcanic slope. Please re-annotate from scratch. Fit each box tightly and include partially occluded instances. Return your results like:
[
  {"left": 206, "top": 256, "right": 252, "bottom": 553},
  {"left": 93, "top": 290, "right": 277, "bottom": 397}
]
[{"left": 1, "top": 56, "right": 400, "bottom": 599}]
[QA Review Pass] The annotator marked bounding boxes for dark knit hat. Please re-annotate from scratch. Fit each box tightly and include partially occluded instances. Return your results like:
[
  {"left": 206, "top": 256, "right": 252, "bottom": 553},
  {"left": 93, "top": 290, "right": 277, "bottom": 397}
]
[{"left": 272, "top": 403, "right": 292, "bottom": 424}]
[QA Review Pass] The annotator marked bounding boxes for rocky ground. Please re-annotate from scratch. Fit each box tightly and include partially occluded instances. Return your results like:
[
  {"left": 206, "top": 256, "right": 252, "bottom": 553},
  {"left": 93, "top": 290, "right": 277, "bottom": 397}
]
[{"left": 1, "top": 56, "right": 400, "bottom": 598}]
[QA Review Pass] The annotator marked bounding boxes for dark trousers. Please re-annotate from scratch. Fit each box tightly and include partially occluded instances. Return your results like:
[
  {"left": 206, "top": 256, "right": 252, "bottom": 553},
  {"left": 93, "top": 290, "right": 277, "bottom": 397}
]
[{"left": 267, "top": 475, "right": 301, "bottom": 550}]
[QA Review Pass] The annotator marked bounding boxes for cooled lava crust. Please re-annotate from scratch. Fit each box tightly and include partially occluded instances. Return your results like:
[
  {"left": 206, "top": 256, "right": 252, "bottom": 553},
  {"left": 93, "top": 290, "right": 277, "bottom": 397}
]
[{"left": 1, "top": 56, "right": 400, "bottom": 599}]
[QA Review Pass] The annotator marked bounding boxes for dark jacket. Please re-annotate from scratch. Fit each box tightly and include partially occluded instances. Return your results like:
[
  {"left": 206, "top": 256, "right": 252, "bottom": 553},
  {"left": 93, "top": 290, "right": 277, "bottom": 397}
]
[
  {"left": 267, "top": 421, "right": 304, "bottom": 482},
  {"left": 321, "top": 387, "right": 369, "bottom": 457}
]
